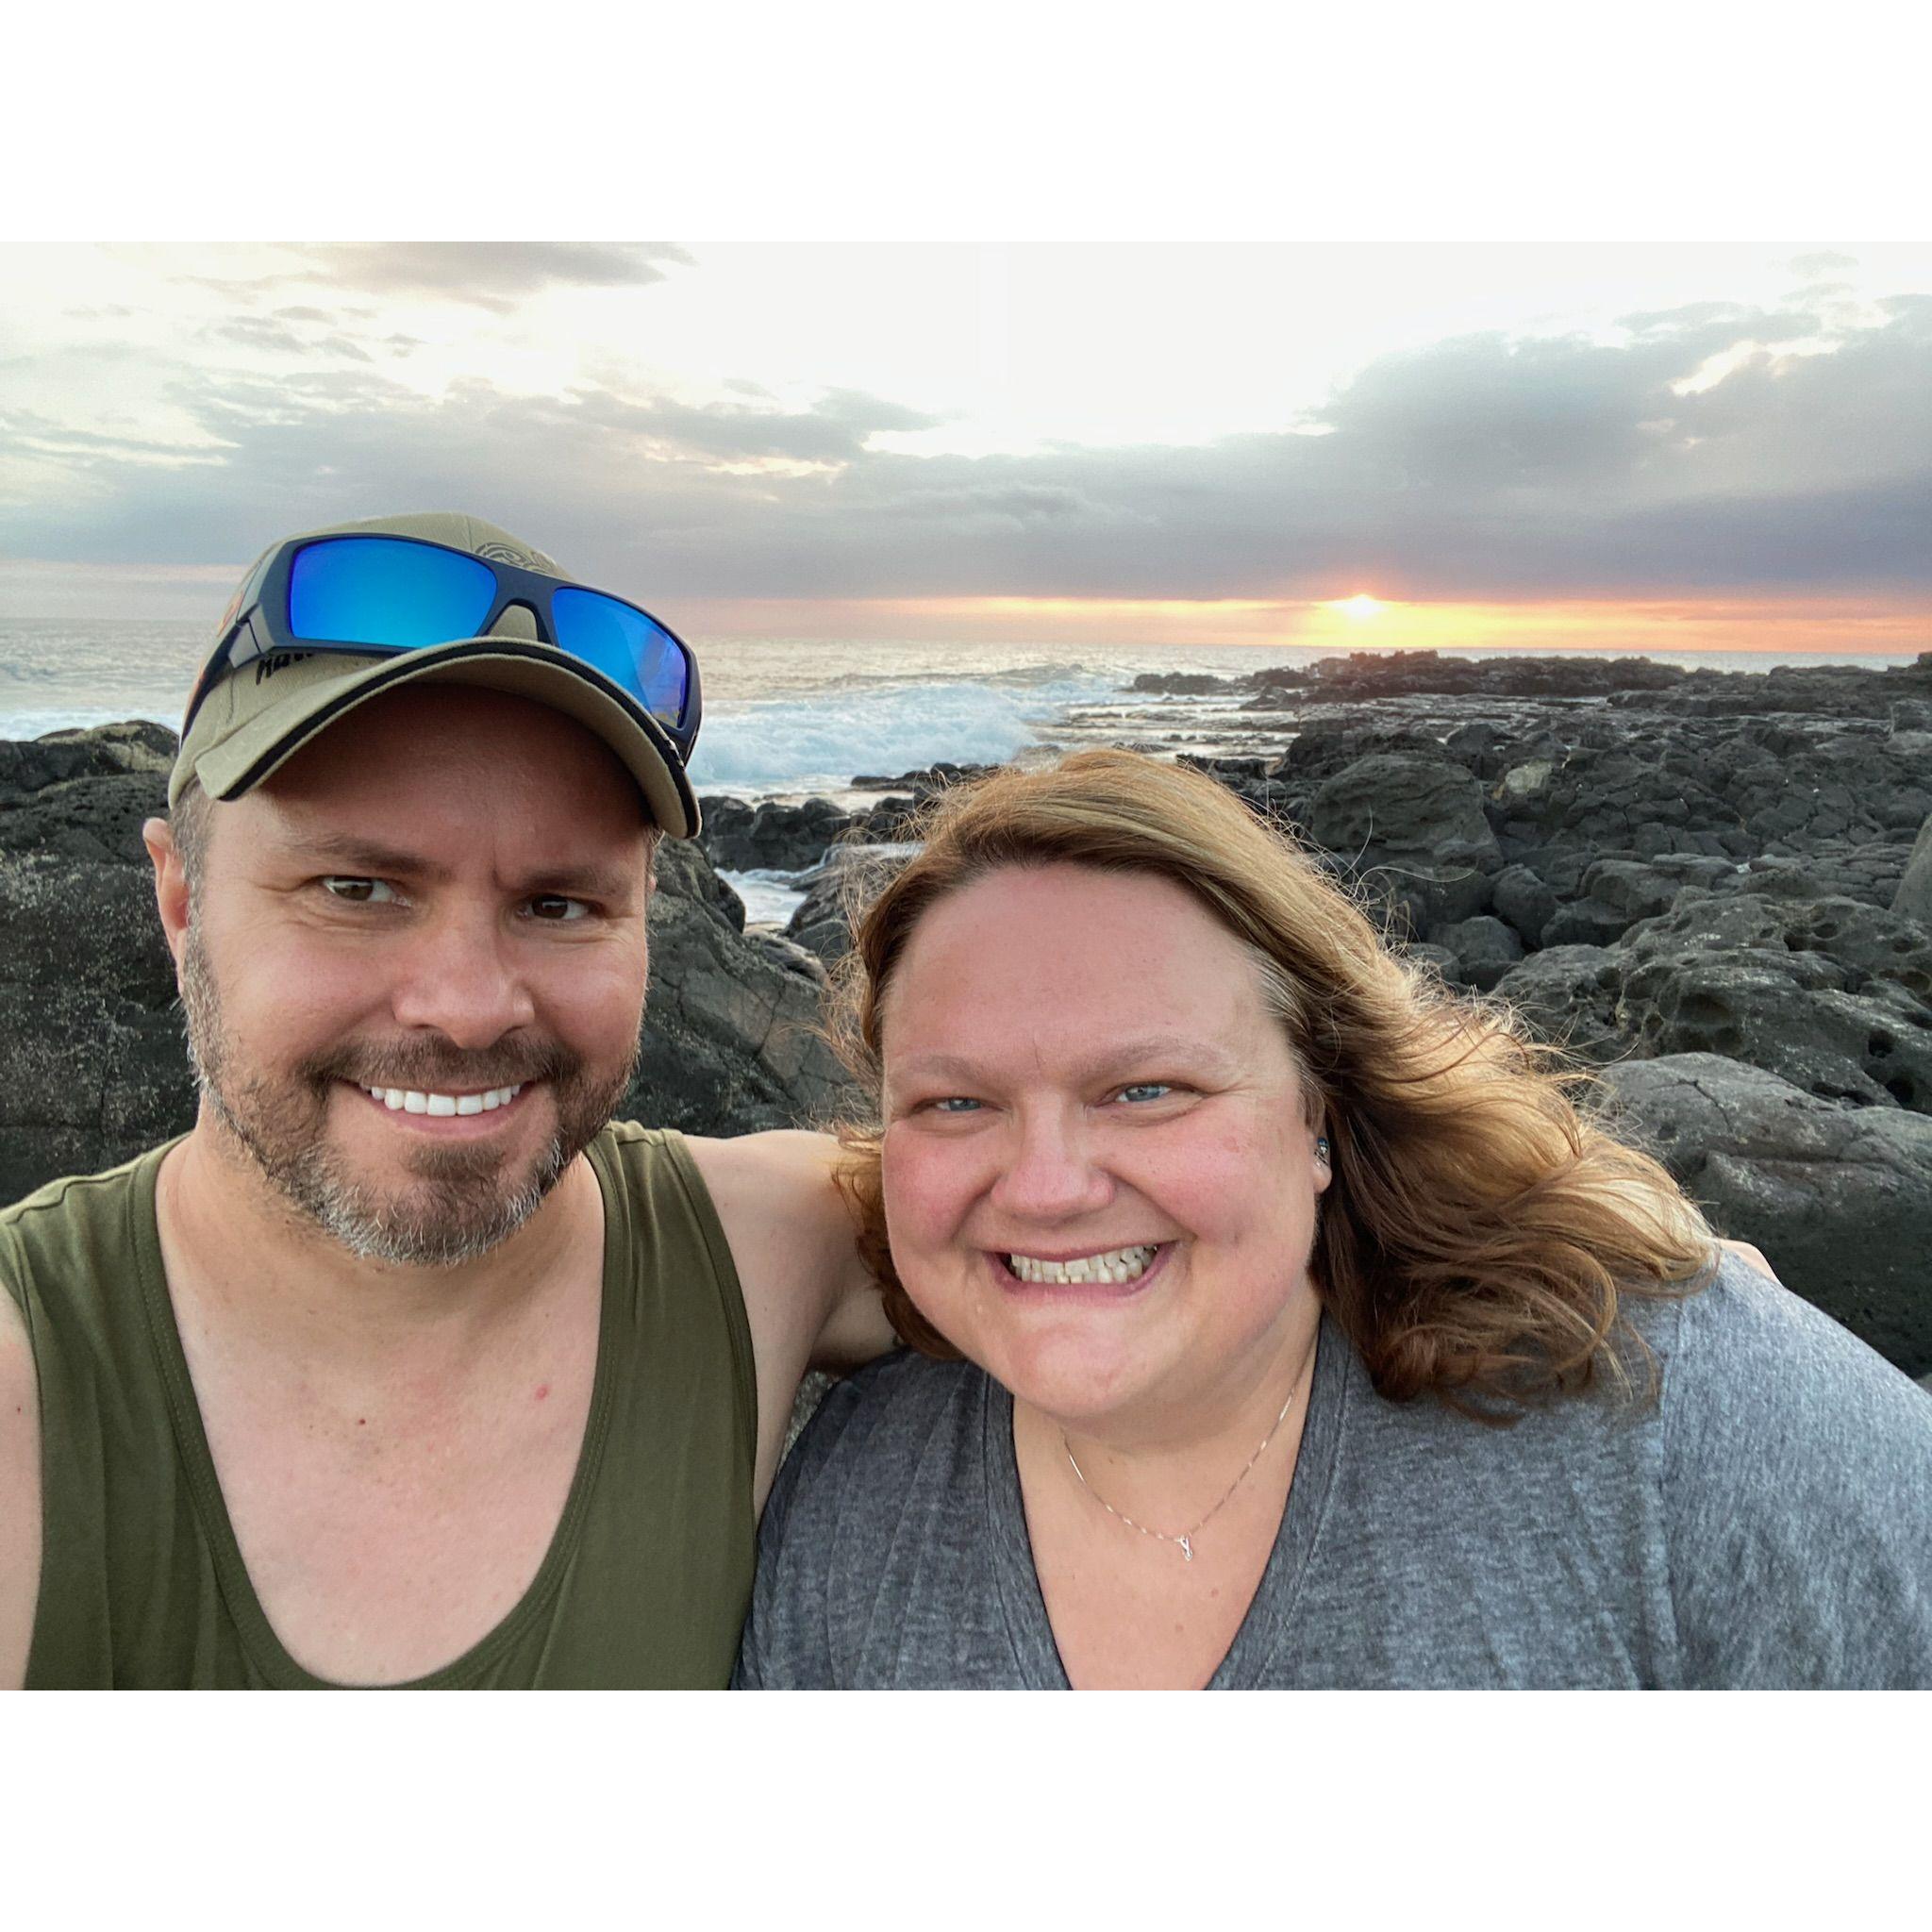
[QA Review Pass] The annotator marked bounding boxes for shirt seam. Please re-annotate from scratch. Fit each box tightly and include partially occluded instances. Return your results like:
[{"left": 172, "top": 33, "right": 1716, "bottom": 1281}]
[
  {"left": 1, "top": 1216, "right": 54, "bottom": 1683},
  {"left": 1221, "top": 1315, "right": 1347, "bottom": 1689},
  {"left": 981, "top": 1375, "right": 1074, "bottom": 1690},
  {"left": 650, "top": 1126, "right": 760, "bottom": 1506},
  {"left": 1652, "top": 1291, "right": 1690, "bottom": 1690}
]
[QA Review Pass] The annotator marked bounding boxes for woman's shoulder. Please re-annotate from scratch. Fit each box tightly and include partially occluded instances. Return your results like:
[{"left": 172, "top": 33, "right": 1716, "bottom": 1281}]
[
  {"left": 738, "top": 1351, "right": 1006, "bottom": 1688},
  {"left": 1655, "top": 1251, "right": 1932, "bottom": 1447},
  {"left": 802, "top": 1345, "right": 991, "bottom": 1440},
  {"left": 766, "top": 1350, "right": 992, "bottom": 1532},
  {"left": 1650, "top": 1253, "right": 1932, "bottom": 1685}
]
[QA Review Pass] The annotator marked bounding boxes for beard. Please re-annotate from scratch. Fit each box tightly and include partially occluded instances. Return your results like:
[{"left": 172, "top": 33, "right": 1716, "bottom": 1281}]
[{"left": 179, "top": 926, "right": 638, "bottom": 1268}]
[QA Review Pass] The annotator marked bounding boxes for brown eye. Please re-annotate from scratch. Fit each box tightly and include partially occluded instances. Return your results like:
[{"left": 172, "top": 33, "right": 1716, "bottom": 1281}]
[
  {"left": 322, "top": 876, "right": 396, "bottom": 904},
  {"left": 527, "top": 895, "right": 589, "bottom": 922}
]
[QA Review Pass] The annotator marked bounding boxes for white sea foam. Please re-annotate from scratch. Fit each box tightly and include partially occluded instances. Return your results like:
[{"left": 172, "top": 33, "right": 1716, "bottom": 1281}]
[
  {"left": 718, "top": 868, "right": 813, "bottom": 927},
  {"left": 687, "top": 674, "right": 1113, "bottom": 795}
]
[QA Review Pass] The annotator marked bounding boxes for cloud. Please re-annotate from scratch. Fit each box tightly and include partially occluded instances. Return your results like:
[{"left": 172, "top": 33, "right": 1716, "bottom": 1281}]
[
  {"left": 7, "top": 287, "right": 1931, "bottom": 609},
  {"left": 199, "top": 316, "right": 375, "bottom": 362},
  {"left": 814, "top": 387, "right": 951, "bottom": 434},
  {"left": 0, "top": 403, "right": 225, "bottom": 469},
  {"left": 1790, "top": 251, "right": 1859, "bottom": 278},
  {"left": 311, "top": 241, "right": 698, "bottom": 310},
  {"left": 178, "top": 242, "right": 697, "bottom": 316},
  {"left": 563, "top": 385, "right": 946, "bottom": 467}
]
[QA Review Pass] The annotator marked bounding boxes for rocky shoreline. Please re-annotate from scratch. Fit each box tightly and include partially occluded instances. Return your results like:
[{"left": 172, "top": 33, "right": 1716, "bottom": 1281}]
[{"left": 5, "top": 647, "right": 1930, "bottom": 1381}]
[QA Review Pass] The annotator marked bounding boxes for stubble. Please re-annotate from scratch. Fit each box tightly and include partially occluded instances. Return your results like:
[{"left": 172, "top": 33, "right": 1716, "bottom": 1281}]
[{"left": 178, "top": 924, "right": 638, "bottom": 1266}]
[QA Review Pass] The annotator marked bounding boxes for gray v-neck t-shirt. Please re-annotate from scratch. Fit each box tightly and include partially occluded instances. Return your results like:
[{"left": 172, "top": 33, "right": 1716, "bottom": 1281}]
[{"left": 736, "top": 1257, "right": 1932, "bottom": 1688}]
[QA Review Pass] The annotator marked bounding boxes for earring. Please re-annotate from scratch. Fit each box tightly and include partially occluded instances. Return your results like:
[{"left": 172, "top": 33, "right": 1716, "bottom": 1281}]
[{"left": 1314, "top": 1136, "right": 1331, "bottom": 1165}]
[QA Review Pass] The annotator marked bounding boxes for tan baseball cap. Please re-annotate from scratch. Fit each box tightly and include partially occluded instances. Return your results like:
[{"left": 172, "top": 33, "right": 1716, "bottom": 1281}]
[{"left": 169, "top": 511, "right": 701, "bottom": 838}]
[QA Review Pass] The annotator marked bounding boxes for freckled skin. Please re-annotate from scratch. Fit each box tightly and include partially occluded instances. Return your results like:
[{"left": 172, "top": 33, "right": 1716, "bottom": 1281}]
[{"left": 877, "top": 862, "right": 1331, "bottom": 1449}]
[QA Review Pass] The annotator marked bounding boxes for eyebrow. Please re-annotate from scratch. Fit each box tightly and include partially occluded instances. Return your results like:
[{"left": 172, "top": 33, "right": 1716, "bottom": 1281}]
[
  {"left": 891, "top": 1034, "right": 1245, "bottom": 1085},
  {"left": 279, "top": 836, "right": 455, "bottom": 883},
  {"left": 517, "top": 862, "right": 642, "bottom": 902}
]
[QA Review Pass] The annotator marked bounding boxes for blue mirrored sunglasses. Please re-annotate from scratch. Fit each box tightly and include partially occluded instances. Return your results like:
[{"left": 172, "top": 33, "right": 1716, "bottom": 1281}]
[{"left": 186, "top": 533, "right": 701, "bottom": 759}]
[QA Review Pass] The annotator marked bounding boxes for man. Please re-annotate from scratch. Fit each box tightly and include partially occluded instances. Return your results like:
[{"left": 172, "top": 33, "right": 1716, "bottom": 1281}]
[{"left": 0, "top": 512, "right": 890, "bottom": 1688}]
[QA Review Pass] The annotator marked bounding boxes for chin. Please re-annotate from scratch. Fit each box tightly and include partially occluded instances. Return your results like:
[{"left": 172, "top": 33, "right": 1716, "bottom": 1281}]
[{"left": 963, "top": 1321, "right": 1157, "bottom": 1425}]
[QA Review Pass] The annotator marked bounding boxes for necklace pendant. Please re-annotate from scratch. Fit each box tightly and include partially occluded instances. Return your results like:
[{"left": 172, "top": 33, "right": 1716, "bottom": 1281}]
[{"left": 1177, "top": 1534, "right": 1192, "bottom": 1562}]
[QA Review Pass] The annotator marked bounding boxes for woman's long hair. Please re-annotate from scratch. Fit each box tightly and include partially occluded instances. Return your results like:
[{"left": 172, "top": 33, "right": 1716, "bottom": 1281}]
[{"left": 824, "top": 748, "right": 1716, "bottom": 1418}]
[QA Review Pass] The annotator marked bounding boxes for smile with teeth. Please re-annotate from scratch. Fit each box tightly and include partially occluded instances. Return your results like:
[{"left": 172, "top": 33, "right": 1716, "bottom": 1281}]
[
  {"left": 360, "top": 1082, "right": 525, "bottom": 1118},
  {"left": 1004, "top": 1243, "right": 1160, "bottom": 1286}
]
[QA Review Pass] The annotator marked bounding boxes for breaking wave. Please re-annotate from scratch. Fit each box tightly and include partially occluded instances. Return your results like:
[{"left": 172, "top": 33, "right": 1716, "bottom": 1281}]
[{"left": 688, "top": 674, "right": 1113, "bottom": 794}]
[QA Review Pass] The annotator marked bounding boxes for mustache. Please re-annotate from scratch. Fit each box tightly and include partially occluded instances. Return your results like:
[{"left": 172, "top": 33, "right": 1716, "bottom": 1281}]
[{"left": 297, "top": 1037, "right": 584, "bottom": 1093}]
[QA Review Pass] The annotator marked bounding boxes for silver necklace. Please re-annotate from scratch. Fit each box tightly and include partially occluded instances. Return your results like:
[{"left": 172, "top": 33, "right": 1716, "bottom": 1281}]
[{"left": 1061, "top": 1382, "right": 1301, "bottom": 1563}]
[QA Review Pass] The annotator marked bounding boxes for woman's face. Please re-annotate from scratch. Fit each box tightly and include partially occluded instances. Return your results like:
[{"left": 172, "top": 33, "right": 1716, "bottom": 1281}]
[{"left": 878, "top": 862, "right": 1331, "bottom": 1430}]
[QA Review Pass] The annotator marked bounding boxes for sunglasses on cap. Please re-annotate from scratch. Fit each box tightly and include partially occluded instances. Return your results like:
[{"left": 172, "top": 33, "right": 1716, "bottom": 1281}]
[{"left": 186, "top": 532, "right": 702, "bottom": 759}]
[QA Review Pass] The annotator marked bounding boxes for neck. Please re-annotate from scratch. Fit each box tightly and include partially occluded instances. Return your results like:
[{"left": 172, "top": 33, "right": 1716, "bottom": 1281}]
[
  {"left": 1017, "top": 1291, "right": 1323, "bottom": 1512},
  {"left": 156, "top": 1117, "right": 602, "bottom": 1371}
]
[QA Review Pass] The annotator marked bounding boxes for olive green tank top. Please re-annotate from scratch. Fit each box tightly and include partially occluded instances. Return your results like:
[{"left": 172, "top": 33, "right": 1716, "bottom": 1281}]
[{"left": 2, "top": 1123, "right": 757, "bottom": 1688}]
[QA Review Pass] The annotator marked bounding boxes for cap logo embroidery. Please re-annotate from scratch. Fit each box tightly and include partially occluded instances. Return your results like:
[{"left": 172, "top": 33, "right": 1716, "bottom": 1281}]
[
  {"left": 475, "top": 540, "right": 558, "bottom": 574},
  {"left": 254, "top": 650, "right": 315, "bottom": 685}
]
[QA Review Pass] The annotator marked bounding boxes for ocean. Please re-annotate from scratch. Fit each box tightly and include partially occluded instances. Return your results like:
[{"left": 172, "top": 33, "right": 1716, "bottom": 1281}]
[{"left": 3, "top": 618, "right": 1920, "bottom": 924}]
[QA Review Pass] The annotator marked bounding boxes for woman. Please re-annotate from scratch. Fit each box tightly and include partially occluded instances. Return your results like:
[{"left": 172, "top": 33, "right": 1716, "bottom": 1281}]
[{"left": 737, "top": 751, "right": 1932, "bottom": 1689}]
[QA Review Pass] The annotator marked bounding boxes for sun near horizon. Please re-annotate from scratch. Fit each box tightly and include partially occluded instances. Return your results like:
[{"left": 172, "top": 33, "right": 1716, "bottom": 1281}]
[{"left": 1330, "top": 594, "right": 1387, "bottom": 624}]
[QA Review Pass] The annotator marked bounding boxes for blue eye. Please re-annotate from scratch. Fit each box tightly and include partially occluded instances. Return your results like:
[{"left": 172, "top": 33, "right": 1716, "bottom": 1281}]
[
  {"left": 1115, "top": 1083, "right": 1173, "bottom": 1105},
  {"left": 932, "top": 1097, "right": 983, "bottom": 1114}
]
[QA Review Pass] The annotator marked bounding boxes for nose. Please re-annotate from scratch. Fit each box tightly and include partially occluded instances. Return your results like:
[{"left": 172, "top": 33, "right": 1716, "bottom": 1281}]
[
  {"left": 990, "top": 1103, "right": 1116, "bottom": 1224},
  {"left": 388, "top": 901, "right": 537, "bottom": 1048}
]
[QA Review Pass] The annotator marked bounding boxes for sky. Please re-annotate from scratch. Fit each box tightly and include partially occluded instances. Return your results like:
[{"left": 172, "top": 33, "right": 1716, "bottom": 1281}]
[{"left": 6, "top": 239, "right": 1932, "bottom": 655}]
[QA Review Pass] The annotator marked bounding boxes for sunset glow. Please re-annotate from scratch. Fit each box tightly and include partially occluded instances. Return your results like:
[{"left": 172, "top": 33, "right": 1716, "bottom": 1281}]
[
  {"left": 659, "top": 592, "right": 1932, "bottom": 658},
  {"left": 7, "top": 242, "right": 1932, "bottom": 655}
]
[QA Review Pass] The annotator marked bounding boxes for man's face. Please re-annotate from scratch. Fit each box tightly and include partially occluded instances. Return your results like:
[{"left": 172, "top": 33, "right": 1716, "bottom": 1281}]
[{"left": 175, "top": 684, "right": 656, "bottom": 1266}]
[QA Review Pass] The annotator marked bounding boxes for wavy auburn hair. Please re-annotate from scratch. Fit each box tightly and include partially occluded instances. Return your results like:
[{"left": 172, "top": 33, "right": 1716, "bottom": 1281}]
[{"left": 825, "top": 748, "right": 1716, "bottom": 1417}]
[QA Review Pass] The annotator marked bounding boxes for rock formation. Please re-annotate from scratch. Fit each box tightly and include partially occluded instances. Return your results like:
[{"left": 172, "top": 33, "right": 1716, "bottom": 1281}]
[{"left": 7, "top": 654, "right": 1930, "bottom": 1383}]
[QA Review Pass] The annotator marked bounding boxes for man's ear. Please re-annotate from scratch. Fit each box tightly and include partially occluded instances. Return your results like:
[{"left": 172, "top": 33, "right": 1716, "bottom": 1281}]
[{"left": 142, "top": 817, "right": 191, "bottom": 971}]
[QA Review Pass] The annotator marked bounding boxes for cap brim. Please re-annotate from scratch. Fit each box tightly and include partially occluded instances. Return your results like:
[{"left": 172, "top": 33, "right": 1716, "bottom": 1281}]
[{"left": 183, "top": 640, "right": 700, "bottom": 838}]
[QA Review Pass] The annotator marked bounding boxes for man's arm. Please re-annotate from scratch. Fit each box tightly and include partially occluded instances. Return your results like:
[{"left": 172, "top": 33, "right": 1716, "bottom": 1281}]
[
  {"left": 0, "top": 1286, "right": 42, "bottom": 1690},
  {"left": 682, "top": 1130, "right": 894, "bottom": 1512}
]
